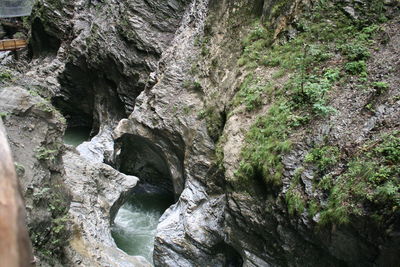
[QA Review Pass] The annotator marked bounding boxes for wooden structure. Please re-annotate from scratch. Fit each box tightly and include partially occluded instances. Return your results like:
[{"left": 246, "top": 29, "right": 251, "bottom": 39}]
[
  {"left": 0, "top": 0, "right": 34, "bottom": 18},
  {"left": 0, "top": 39, "right": 27, "bottom": 51},
  {"left": 0, "top": 120, "right": 33, "bottom": 267}
]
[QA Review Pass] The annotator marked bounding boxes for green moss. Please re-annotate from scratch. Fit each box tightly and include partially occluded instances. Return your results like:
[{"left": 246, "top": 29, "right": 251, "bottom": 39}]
[
  {"left": 318, "top": 174, "right": 334, "bottom": 191},
  {"left": 14, "top": 162, "right": 25, "bottom": 177},
  {"left": 35, "top": 145, "right": 61, "bottom": 161},
  {"left": 235, "top": 100, "right": 293, "bottom": 188},
  {"left": 36, "top": 101, "right": 57, "bottom": 114},
  {"left": 232, "top": 74, "right": 274, "bottom": 111}
]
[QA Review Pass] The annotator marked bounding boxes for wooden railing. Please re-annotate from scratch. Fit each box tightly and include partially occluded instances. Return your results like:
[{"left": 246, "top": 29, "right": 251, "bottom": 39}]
[
  {"left": 0, "top": 119, "right": 33, "bottom": 266},
  {"left": 0, "top": 39, "right": 27, "bottom": 51}
]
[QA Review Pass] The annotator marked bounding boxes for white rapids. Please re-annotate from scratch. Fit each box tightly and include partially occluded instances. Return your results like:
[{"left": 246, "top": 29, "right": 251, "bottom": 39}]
[{"left": 111, "top": 193, "right": 173, "bottom": 263}]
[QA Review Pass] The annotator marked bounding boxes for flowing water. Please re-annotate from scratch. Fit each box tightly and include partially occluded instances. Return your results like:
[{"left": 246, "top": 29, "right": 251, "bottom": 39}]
[
  {"left": 111, "top": 193, "right": 174, "bottom": 263},
  {"left": 64, "top": 126, "right": 174, "bottom": 262},
  {"left": 63, "top": 127, "right": 91, "bottom": 146}
]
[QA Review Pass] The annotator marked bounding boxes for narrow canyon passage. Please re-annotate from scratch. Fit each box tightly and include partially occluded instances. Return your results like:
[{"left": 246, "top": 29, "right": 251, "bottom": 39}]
[
  {"left": 111, "top": 133, "right": 177, "bottom": 262},
  {"left": 111, "top": 185, "right": 174, "bottom": 262},
  {"left": 63, "top": 126, "right": 177, "bottom": 263}
]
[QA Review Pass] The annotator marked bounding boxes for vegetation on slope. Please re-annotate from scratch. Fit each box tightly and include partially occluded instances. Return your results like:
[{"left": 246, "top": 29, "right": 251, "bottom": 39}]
[{"left": 230, "top": 0, "right": 398, "bottom": 225}]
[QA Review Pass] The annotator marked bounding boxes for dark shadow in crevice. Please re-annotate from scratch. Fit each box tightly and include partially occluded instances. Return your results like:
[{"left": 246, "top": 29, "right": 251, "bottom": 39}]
[
  {"left": 114, "top": 134, "right": 174, "bottom": 196},
  {"left": 52, "top": 59, "right": 97, "bottom": 133},
  {"left": 53, "top": 55, "right": 128, "bottom": 140},
  {"left": 29, "top": 18, "right": 61, "bottom": 57},
  {"left": 212, "top": 242, "right": 244, "bottom": 267},
  {"left": 252, "top": 167, "right": 270, "bottom": 199}
]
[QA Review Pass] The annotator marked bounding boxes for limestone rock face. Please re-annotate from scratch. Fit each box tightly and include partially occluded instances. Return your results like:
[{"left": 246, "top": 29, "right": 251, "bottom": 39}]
[
  {"left": 122, "top": 0, "right": 399, "bottom": 266},
  {"left": 0, "top": 84, "right": 153, "bottom": 266},
  {"left": 111, "top": 0, "right": 234, "bottom": 265},
  {"left": 2, "top": 0, "right": 400, "bottom": 266},
  {"left": 0, "top": 85, "right": 69, "bottom": 265},
  {"left": 0, "top": 86, "right": 65, "bottom": 192},
  {"left": 28, "top": 0, "right": 190, "bottom": 126},
  {"left": 62, "top": 149, "right": 151, "bottom": 267}
]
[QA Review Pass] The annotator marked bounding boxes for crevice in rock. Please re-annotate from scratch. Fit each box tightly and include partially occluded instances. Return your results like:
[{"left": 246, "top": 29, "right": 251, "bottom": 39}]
[
  {"left": 53, "top": 56, "right": 129, "bottom": 141},
  {"left": 29, "top": 18, "right": 61, "bottom": 57},
  {"left": 113, "top": 133, "right": 175, "bottom": 195},
  {"left": 211, "top": 242, "right": 244, "bottom": 267},
  {"left": 109, "top": 133, "right": 178, "bottom": 263}
]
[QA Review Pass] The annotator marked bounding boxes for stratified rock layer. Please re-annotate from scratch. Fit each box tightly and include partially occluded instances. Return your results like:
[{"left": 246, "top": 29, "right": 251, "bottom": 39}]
[{"left": 1, "top": 0, "right": 399, "bottom": 266}]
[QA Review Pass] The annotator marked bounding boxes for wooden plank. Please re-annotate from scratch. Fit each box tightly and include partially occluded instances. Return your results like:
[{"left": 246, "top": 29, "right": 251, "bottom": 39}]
[
  {"left": 0, "top": 119, "right": 33, "bottom": 267},
  {"left": 0, "top": 39, "right": 27, "bottom": 51}
]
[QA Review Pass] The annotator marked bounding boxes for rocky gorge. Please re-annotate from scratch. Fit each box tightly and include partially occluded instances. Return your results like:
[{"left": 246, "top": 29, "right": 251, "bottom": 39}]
[{"left": 0, "top": 0, "right": 399, "bottom": 266}]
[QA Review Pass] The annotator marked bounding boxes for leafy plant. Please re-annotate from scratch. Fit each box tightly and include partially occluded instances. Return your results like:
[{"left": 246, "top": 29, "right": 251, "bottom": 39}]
[
  {"left": 29, "top": 182, "right": 70, "bottom": 260},
  {"left": 35, "top": 146, "right": 59, "bottom": 161},
  {"left": 0, "top": 112, "right": 9, "bottom": 119},
  {"left": 345, "top": 60, "right": 367, "bottom": 76},
  {"left": 0, "top": 71, "right": 12, "bottom": 82},
  {"left": 372, "top": 81, "right": 389, "bottom": 94},
  {"left": 305, "top": 145, "right": 340, "bottom": 173},
  {"left": 339, "top": 42, "right": 371, "bottom": 61}
]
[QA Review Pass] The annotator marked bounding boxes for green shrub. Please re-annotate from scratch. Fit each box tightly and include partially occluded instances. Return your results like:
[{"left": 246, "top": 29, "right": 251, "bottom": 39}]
[
  {"left": 319, "top": 132, "right": 400, "bottom": 225},
  {"left": 339, "top": 42, "right": 371, "bottom": 61},
  {"left": 345, "top": 60, "right": 367, "bottom": 75},
  {"left": 286, "top": 189, "right": 306, "bottom": 215},
  {"left": 30, "top": 183, "right": 70, "bottom": 260},
  {"left": 35, "top": 146, "right": 59, "bottom": 161},
  {"left": 372, "top": 81, "right": 389, "bottom": 94},
  {"left": 0, "top": 71, "right": 12, "bottom": 82},
  {"left": 305, "top": 145, "right": 340, "bottom": 173}
]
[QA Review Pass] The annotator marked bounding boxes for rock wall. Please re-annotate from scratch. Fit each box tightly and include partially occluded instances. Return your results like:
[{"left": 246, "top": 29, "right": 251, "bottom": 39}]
[
  {"left": 1, "top": 0, "right": 399, "bottom": 266},
  {"left": 122, "top": 0, "right": 400, "bottom": 266}
]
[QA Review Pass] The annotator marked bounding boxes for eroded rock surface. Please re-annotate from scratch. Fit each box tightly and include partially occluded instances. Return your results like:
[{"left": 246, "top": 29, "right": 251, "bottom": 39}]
[
  {"left": 1, "top": 0, "right": 400, "bottom": 266},
  {"left": 62, "top": 149, "right": 151, "bottom": 267}
]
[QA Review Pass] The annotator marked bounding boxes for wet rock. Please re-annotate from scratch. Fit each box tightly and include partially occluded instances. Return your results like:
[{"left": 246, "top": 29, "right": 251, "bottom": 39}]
[
  {"left": 62, "top": 149, "right": 151, "bottom": 267},
  {"left": 77, "top": 127, "right": 114, "bottom": 163}
]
